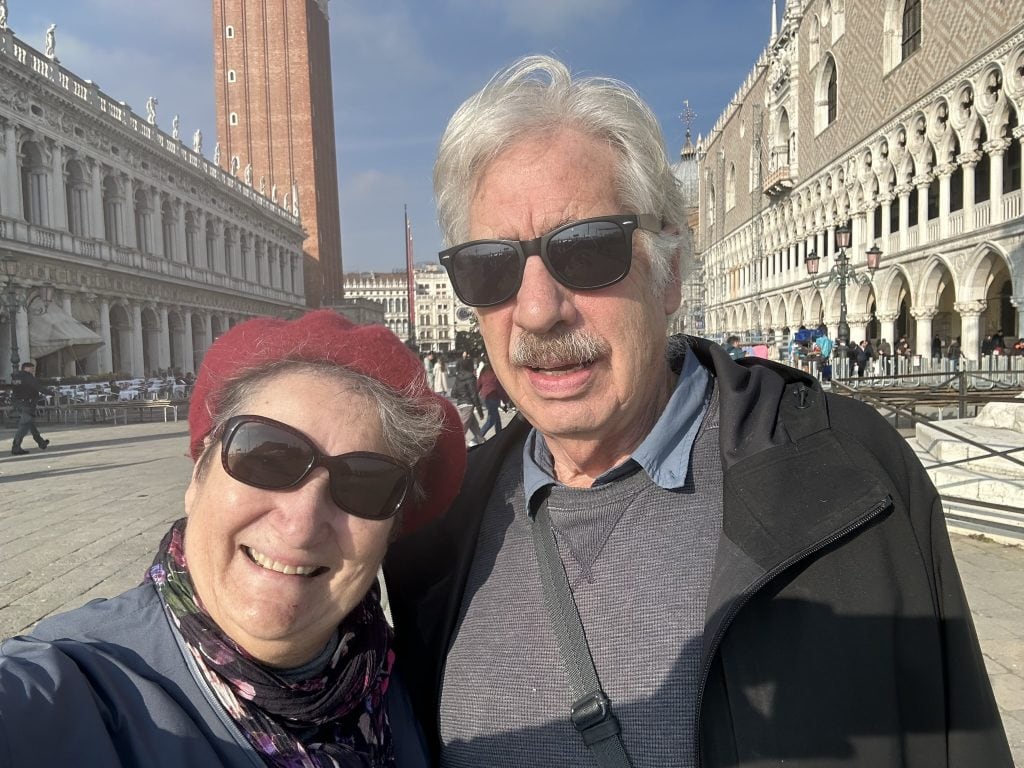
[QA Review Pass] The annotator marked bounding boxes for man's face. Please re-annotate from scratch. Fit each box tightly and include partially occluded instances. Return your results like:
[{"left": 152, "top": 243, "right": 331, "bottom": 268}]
[{"left": 468, "top": 128, "right": 681, "bottom": 449}]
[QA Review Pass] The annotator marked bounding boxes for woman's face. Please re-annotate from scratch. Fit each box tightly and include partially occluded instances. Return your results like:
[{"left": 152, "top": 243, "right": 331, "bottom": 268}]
[{"left": 184, "top": 371, "right": 397, "bottom": 667}]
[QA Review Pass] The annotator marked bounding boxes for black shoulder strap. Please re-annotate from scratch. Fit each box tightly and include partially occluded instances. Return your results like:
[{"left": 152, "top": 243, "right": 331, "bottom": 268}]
[{"left": 531, "top": 496, "right": 633, "bottom": 768}]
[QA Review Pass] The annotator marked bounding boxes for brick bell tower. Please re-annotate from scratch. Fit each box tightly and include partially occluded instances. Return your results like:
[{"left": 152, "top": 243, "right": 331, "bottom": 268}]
[{"left": 213, "top": 0, "right": 344, "bottom": 307}]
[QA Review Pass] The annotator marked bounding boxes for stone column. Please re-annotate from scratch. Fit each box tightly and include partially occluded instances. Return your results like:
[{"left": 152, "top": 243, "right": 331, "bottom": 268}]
[
  {"left": 50, "top": 141, "right": 68, "bottom": 232},
  {"left": 130, "top": 302, "right": 144, "bottom": 376},
  {"left": 151, "top": 190, "right": 164, "bottom": 259},
  {"left": 913, "top": 174, "right": 931, "bottom": 246},
  {"left": 157, "top": 305, "right": 171, "bottom": 371},
  {"left": 863, "top": 204, "right": 877, "bottom": 248},
  {"left": 2, "top": 121, "right": 21, "bottom": 219},
  {"left": 984, "top": 139, "right": 1011, "bottom": 225},
  {"left": 878, "top": 193, "right": 893, "bottom": 245},
  {"left": 212, "top": 219, "right": 225, "bottom": 273},
  {"left": 182, "top": 311, "right": 196, "bottom": 375},
  {"left": 98, "top": 297, "right": 113, "bottom": 373},
  {"left": 826, "top": 223, "right": 836, "bottom": 260},
  {"left": 1012, "top": 296, "right": 1024, "bottom": 345},
  {"left": 847, "top": 314, "right": 872, "bottom": 346},
  {"left": 175, "top": 200, "right": 188, "bottom": 263},
  {"left": 851, "top": 212, "right": 863, "bottom": 256},
  {"left": 935, "top": 164, "right": 954, "bottom": 240},
  {"left": 910, "top": 306, "right": 937, "bottom": 360},
  {"left": 195, "top": 210, "right": 207, "bottom": 269},
  {"left": 876, "top": 312, "right": 899, "bottom": 356},
  {"left": 954, "top": 300, "right": 986, "bottom": 362},
  {"left": 294, "top": 253, "right": 304, "bottom": 299},
  {"left": 958, "top": 152, "right": 980, "bottom": 230},
  {"left": 122, "top": 176, "right": 137, "bottom": 249},
  {"left": 896, "top": 184, "right": 913, "bottom": 251},
  {"left": 61, "top": 293, "right": 76, "bottom": 376},
  {"left": 89, "top": 159, "right": 105, "bottom": 241}
]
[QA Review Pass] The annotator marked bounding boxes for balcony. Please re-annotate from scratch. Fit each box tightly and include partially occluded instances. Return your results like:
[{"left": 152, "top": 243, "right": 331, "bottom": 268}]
[{"left": 763, "top": 166, "right": 794, "bottom": 196}]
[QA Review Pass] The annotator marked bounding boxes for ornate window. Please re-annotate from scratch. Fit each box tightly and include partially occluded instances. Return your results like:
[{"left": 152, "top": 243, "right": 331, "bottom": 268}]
[
  {"left": 816, "top": 55, "right": 839, "bottom": 132},
  {"left": 826, "top": 64, "right": 838, "bottom": 124},
  {"left": 901, "top": 0, "right": 921, "bottom": 60},
  {"left": 726, "top": 163, "right": 737, "bottom": 211}
]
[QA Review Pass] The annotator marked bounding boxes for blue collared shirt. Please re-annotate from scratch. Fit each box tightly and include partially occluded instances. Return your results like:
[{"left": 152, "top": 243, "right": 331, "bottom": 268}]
[{"left": 523, "top": 346, "right": 711, "bottom": 507}]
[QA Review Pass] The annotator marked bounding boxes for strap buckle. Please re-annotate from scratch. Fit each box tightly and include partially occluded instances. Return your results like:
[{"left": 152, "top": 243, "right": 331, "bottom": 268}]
[{"left": 570, "top": 691, "right": 622, "bottom": 746}]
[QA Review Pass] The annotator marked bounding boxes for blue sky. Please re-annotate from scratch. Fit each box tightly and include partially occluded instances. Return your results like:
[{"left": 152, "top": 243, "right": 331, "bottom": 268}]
[{"left": 18, "top": 0, "right": 775, "bottom": 272}]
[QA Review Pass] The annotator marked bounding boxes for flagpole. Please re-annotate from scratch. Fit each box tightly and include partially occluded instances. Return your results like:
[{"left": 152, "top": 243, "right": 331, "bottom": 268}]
[{"left": 404, "top": 205, "right": 417, "bottom": 350}]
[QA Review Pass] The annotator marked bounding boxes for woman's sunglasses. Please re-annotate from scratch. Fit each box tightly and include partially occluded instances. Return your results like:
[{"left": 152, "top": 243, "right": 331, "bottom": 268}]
[
  {"left": 217, "top": 415, "right": 413, "bottom": 521},
  {"left": 438, "top": 214, "right": 661, "bottom": 308}
]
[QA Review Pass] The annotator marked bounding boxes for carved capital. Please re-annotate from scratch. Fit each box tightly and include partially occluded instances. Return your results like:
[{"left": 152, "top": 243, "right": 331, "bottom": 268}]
[
  {"left": 983, "top": 138, "right": 1012, "bottom": 156},
  {"left": 912, "top": 174, "right": 933, "bottom": 189},
  {"left": 875, "top": 313, "right": 900, "bottom": 323},
  {"left": 895, "top": 183, "right": 914, "bottom": 197},
  {"left": 910, "top": 306, "right": 938, "bottom": 320},
  {"left": 957, "top": 151, "right": 982, "bottom": 167},
  {"left": 934, "top": 164, "right": 956, "bottom": 179},
  {"left": 954, "top": 300, "right": 987, "bottom": 317}
]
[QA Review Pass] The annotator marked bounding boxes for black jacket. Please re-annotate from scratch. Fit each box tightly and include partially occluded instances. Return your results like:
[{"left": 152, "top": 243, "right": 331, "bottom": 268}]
[
  {"left": 449, "top": 370, "right": 481, "bottom": 409},
  {"left": 11, "top": 370, "right": 45, "bottom": 406},
  {"left": 384, "top": 336, "right": 1011, "bottom": 767}
]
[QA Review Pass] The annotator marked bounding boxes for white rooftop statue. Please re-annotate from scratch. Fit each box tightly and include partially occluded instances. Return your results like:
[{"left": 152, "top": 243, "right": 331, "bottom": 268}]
[
  {"left": 0, "top": 0, "right": 9, "bottom": 31},
  {"left": 146, "top": 96, "right": 158, "bottom": 125},
  {"left": 44, "top": 23, "right": 56, "bottom": 59}
]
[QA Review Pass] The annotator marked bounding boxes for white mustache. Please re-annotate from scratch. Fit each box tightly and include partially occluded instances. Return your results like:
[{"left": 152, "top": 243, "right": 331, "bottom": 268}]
[{"left": 510, "top": 330, "right": 609, "bottom": 368}]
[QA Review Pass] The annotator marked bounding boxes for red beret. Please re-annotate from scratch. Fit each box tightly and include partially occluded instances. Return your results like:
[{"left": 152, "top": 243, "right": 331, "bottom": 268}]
[{"left": 188, "top": 309, "right": 465, "bottom": 534}]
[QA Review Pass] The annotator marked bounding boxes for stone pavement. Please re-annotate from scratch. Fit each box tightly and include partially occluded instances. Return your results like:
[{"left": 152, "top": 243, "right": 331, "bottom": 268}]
[{"left": 1, "top": 419, "right": 1022, "bottom": 762}]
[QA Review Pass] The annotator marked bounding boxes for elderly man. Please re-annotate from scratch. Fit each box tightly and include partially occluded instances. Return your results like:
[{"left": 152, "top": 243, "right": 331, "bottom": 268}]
[{"left": 384, "top": 56, "right": 1010, "bottom": 768}]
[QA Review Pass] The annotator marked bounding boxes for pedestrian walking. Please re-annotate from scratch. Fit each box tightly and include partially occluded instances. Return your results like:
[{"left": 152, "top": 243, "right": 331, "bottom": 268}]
[
  {"left": 9, "top": 362, "right": 50, "bottom": 456},
  {"left": 477, "top": 363, "right": 507, "bottom": 438},
  {"left": 449, "top": 357, "right": 484, "bottom": 445},
  {"left": 431, "top": 354, "right": 449, "bottom": 395}
]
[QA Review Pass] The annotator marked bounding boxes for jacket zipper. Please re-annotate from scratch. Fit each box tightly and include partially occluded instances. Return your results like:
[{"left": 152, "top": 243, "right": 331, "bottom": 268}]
[
  {"left": 693, "top": 495, "right": 893, "bottom": 766},
  {"left": 163, "top": 604, "right": 267, "bottom": 767}
]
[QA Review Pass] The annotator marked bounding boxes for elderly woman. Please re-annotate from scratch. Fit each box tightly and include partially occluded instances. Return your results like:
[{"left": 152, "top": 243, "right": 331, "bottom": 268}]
[{"left": 0, "top": 310, "right": 465, "bottom": 767}]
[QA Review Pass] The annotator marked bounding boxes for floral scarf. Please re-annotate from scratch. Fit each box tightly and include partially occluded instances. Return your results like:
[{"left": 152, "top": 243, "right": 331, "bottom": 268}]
[{"left": 146, "top": 519, "right": 396, "bottom": 768}]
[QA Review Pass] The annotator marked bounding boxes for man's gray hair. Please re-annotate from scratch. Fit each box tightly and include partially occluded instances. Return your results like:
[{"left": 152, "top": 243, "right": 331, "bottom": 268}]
[{"left": 434, "top": 54, "right": 688, "bottom": 294}]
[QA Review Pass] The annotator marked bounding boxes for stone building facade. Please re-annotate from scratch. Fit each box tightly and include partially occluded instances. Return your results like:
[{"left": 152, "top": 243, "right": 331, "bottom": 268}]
[
  {"left": 214, "top": 0, "right": 344, "bottom": 307},
  {"left": 0, "top": 25, "right": 306, "bottom": 379},
  {"left": 343, "top": 264, "right": 475, "bottom": 353},
  {"left": 699, "top": 0, "right": 1024, "bottom": 360}
]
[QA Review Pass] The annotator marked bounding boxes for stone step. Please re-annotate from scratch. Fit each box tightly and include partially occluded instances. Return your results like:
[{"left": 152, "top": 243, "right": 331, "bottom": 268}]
[
  {"left": 915, "top": 420, "right": 1024, "bottom": 479},
  {"left": 905, "top": 436, "right": 1024, "bottom": 545}
]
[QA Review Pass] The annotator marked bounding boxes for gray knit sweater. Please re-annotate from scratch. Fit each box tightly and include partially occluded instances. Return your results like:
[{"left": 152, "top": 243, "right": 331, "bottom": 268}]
[{"left": 439, "top": 394, "right": 722, "bottom": 768}]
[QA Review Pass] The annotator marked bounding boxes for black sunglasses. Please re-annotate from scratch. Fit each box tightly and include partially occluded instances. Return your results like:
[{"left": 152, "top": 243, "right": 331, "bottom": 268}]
[
  {"left": 438, "top": 214, "right": 661, "bottom": 308},
  {"left": 217, "top": 415, "right": 413, "bottom": 521}
]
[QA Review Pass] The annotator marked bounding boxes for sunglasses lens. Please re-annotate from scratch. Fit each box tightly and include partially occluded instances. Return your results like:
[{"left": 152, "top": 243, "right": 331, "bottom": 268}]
[
  {"left": 547, "top": 220, "right": 630, "bottom": 289},
  {"left": 225, "top": 421, "right": 312, "bottom": 489},
  {"left": 327, "top": 455, "right": 410, "bottom": 520},
  {"left": 449, "top": 242, "right": 522, "bottom": 306}
]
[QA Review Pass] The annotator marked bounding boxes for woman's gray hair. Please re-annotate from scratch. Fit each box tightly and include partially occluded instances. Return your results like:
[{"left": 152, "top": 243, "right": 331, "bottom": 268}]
[
  {"left": 195, "top": 360, "right": 444, "bottom": 505},
  {"left": 434, "top": 54, "right": 688, "bottom": 294}
]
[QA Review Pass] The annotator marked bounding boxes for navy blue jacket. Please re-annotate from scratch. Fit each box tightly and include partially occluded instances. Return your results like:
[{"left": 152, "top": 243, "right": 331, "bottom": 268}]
[{"left": 0, "top": 582, "right": 429, "bottom": 767}]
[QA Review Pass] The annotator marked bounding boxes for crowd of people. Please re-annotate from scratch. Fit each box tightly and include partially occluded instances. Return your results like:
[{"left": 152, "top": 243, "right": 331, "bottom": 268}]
[
  {"left": 0, "top": 54, "right": 1011, "bottom": 768},
  {"left": 423, "top": 350, "right": 511, "bottom": 446}
]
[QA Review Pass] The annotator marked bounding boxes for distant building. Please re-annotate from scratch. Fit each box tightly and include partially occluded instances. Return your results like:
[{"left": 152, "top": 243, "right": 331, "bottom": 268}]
[
  {"left": 699, "top": 0, "right": 1024, "bottom": 359},
  {"left": 213, "top": 0, "right": 344, "bottom": 307},
  {"left": 343, "top": 264, "right": 476, "bottom": 353},
  {"left": 0, "top": 25, "right": 305, "bottom": 379},
  {"left": 670, "top": 129, "right": 703, "bottom": 335}
]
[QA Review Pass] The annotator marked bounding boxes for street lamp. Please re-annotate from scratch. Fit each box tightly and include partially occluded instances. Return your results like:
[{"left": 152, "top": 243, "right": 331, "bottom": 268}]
[
  {"left": 1, "top": 254, "right": 53, "bottom": 378},
  {"left": 804, "top": 223, "right": 882, "bottom": 352}
]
